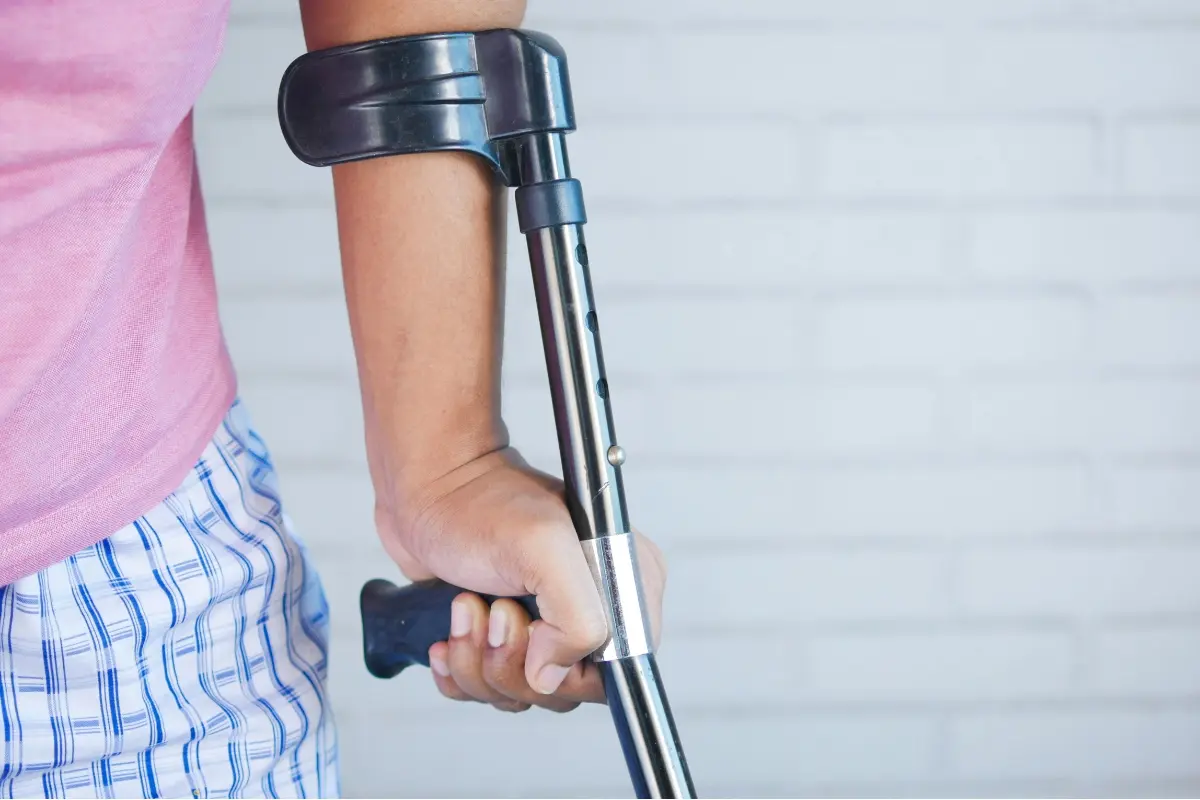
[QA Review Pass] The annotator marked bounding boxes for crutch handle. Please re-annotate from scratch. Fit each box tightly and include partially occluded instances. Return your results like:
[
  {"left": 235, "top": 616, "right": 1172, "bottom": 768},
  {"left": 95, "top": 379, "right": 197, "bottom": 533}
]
[{"left": 360, "top": 578, "right": 541, "bottom": 679}]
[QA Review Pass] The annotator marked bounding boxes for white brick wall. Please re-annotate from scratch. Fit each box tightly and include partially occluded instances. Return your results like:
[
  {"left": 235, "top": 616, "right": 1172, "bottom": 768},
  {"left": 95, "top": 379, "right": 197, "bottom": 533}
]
[{"left": 197, "top": 1, "right": 1200, "bottom": 796}]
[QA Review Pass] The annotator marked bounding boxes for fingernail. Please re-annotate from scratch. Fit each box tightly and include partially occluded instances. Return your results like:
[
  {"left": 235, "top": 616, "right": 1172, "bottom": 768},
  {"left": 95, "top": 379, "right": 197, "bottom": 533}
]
[
  {"left": 487, "top": 607, "right": 508, "bottom": 648},
  {"left": 430, "top": 653, "right": 449, "bottom": 677},
  {"left": 535, "top": 663, "right": 571, "bottom": 695},
  {"left": 450, "top": 599, "right": 471, "bottom": 639}
]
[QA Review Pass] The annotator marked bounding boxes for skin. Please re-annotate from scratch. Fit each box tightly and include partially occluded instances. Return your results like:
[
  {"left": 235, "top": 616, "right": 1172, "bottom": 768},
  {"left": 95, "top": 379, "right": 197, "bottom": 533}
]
[{"left": 297, "top": 0, "right": 668, "bottom": 711}]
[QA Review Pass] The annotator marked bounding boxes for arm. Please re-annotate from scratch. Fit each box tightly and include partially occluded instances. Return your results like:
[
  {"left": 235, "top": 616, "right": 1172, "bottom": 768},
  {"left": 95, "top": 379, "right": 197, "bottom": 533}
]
[
  {"left": 299, "top": 0, "right": 518, "bottom": 509},
  {"left": 297, "top": 0, "right": 665, "bottom": 707}
]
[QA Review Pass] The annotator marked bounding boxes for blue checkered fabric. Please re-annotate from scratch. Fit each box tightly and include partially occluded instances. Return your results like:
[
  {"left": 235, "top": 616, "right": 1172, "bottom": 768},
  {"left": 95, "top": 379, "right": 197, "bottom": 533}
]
[{"left": 0, "top": 399, "right": 338, "bottom": 798}]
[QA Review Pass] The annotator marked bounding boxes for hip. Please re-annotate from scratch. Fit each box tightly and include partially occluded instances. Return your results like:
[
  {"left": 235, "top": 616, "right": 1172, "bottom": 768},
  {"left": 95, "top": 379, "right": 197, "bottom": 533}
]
[{"left": 0, "top": 397, "right": 338, "bottom": 798}]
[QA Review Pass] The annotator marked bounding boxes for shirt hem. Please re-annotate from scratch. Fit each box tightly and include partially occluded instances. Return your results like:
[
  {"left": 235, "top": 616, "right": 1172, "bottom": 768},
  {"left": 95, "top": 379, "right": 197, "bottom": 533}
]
[{"left": 0, "top": 349, "right": 238, "bottom": 586}]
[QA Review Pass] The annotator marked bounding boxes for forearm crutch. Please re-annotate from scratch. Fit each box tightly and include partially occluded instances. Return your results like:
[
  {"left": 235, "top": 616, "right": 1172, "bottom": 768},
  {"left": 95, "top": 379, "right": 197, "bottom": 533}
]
[{"left": 278, "top": 29, "right": 696, "bottom": 798}]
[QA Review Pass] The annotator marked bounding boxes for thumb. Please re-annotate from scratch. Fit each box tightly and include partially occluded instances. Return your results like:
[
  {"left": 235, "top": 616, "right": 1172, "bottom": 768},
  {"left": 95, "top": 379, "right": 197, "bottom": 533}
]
[{"left": 522, "top": 528, "right": 609, "bottom": 695}]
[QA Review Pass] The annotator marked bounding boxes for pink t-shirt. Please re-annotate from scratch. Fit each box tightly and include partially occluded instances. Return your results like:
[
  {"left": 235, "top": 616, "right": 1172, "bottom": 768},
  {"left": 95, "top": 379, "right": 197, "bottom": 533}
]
[{"left": 0, "top": 0, "right": 237, "bottom": 585}]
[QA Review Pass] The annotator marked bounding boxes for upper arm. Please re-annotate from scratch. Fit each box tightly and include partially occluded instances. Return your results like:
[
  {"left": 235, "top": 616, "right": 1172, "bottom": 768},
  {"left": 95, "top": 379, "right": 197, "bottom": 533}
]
[{"left": 298, "top": 0, "right": 528, "bottom": 51}]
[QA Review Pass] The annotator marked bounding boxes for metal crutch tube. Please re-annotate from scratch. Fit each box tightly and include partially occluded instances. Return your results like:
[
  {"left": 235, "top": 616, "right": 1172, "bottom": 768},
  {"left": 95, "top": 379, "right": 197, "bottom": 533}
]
[{"left": 278, "top": 29, "right": 696, "bottom": 798}]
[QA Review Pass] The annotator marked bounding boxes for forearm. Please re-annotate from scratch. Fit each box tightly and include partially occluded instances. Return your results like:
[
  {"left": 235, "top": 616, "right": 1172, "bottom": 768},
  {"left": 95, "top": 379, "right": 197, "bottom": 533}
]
[{"left": 299, "top": 0, "right": 527, "bottom": 490}]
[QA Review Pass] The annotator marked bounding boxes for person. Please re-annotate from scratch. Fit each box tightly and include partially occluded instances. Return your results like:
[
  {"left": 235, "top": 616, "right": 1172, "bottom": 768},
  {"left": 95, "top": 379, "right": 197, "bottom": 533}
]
[{"left": 0, "top": 0, "right": 668, "bottom": 796}]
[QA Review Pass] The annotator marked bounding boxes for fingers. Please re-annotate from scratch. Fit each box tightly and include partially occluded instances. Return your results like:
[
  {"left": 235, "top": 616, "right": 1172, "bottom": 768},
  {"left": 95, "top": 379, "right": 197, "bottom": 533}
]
[
  {"left": 445, "top": 593, "right": 522, "bottom": 710},
  {"left": 481, "top": 600, "right": 581, "bottom": 712},
  {"left": 428, "top": 641, "right": 473, "bottom": 702},
  {"left": 488, "top": 599, "right": 606, "bottom": 707},
  {"left": 633, "top": 529, "right": 666, "bottom": 649},
  {"left": 520, "top": 528, "right": 610, "bottom": 695},
  {"left": 431, "top": 594, "right": 605, "bottom": 711}
]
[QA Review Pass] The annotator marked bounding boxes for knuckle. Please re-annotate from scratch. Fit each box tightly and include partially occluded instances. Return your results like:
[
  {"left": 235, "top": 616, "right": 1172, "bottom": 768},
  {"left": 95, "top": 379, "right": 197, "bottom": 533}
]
[
  {"left": 549, "top": 700, "right": 580, "bottom": 714},
  {"left": 576, "top": 611, "right": 610, "bottom": 651},
  {"left": 482, "top": 658, "right": 517, "bottom": 695},
  {"left": 437, "top": 681, "right": 469, "bottom": 703},
  {"left": 496, "top": 701, "right": 531, "bottom": 714}
]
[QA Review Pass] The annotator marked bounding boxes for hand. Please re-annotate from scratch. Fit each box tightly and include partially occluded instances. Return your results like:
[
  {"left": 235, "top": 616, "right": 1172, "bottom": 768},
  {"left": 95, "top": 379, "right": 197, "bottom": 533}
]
[{"left": 375, "top": 446, "right": 666, "bottom": 711}]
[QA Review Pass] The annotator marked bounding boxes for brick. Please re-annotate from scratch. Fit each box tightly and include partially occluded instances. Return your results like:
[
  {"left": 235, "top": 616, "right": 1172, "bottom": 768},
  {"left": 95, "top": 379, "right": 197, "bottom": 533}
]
[
  {"left": 1124, "top": 121, "right": 1200, "bottom": 197},
  {"left": 616, "top": 306, "right": 752, "bottom": 377},
  {"left": 210, "top": 15, "right": 1200, "bottom": 120},
  {"left": 578, "top": 211, "right": 822, "bottom": 288},
  {"left": 499, "top": 381, "right": 651, "bottom": 475},
  {"left": 227, "top": 1, "right": 300, "bottom": 22},
  {"left": 957, "top": 545, "right": 1200, "bottom": 617},
  {"left": 335, "top": 707, "right": 937, "bottom": 795},
  {"left": 970, "top": 211, "right": 1200, "bottom": 282},
  {"left": 680, "top": 713, "right": 939, "bottom": 785},
  {"left": 1109, "top": 466, "right": 1200, "bottom": 532},
  {"left": 243, "top": 376, "right": 590, "bottom": 479},
  {"left": 823, "top": 211, "right": 948, "bottom": 280},
  {"left": 660, "top": 32, "right": 952, "bottom": 116},
  {"left": 823, "top": 121, "right": 1102, "bottom": 198},
  {"left": 208, "top": 207, "right": 342, "bottom": 294},
  {"left": 962, "top": 378, "right": 1200, "bottom": 455},
  {"left": 809, "top": 630, "right": 1075, "bottom": 701},
  {"left": 1085, "top": 0, "right": 1200, "bottom": 21},
  {"left": 334, "top": 703, "right": 626, "bottom": 796},
  {"left": 497, "top": 383, "right": 558, "bottom": 455},
  {"left": 197, "top": 6, "right": 1200, "bottom": 795},
  {"left": 667, "top": 549, "right": 951, "bottom": 627},
  {"left": 275, "top": 468, "right": 376, "bottom": 552},
  {"left": 634, "top": 381, "right": 940, "bottom": 458},
  {"left": 652, "top": 634, "right": 807, "bottom": 707},
  {"left": 527, "top": 0, "right": 959, "bottom": 24},
  {"left": 200, "top": 24, "right": 304, "bottom": 112},
  {"left": 1074, "top": 778, "right": 1200, "bottom": 799},
  {"left": 210, "top": 21, "right": 1200, "bottom": 121},
  {"left": 1099, "top": 293, "right": 1200, "bottom": 368},
  {"left": 195, "top": 114, "right": 332, "bottom": 203},
  {"left": 529, "top": 0, "right": 1200, "bottom": 25},
  {"left": 600, "top": 299, "right": 799, "bottom": 376},
  {"left": 524, "top": 29, "right": 659, "bottom": 118},
  {"left": 817, "top": 294, "right": 1090, "bottom": 371},
  {"left": 498, "top": 276, "right": 544, "bottom": 378},
  {"left": 235, "top": 378, "right": 365, "bottom": 467},
  {"left": 624, "top": 463, "right": 1095, "bottom": 544},
  {"left": 963, "top": 32, "right": 1200, "bottom": 113},
  {"left": 570, "top": 121, "right": 805, "bottom": 203},
  {"left": 949, "top": 710, "right": 1200, "bottom": 780},
  {"left": 570, "top": 210, "right": 944, "bottom": 289},
  {"left": 220, "top": 297, "right": 354, "bottom": 377},
  {"left": 1089, "top": 625, "right": 1200, "bottom": 698}
]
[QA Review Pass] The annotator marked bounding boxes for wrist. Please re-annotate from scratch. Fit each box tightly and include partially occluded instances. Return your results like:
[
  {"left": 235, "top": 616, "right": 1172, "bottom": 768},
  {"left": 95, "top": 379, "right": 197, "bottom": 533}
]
[{"left": 366, "top": 390, "right": 508, "bottom": 492}]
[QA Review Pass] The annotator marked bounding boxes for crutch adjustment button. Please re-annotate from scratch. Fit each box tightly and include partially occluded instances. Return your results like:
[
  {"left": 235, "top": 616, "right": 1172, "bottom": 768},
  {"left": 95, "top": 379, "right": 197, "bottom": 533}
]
[
  {"left": 576, "top": 243, "right": 589, "bottom": 266},
  {"left": 596, "top": 378, "right": 608, "bottom": 398},
  {"left": 607, "top": 445, "right": 626, "bottom": 466},
  {"left": 585, "top": 310, "right": 598, "bottom": 332}
]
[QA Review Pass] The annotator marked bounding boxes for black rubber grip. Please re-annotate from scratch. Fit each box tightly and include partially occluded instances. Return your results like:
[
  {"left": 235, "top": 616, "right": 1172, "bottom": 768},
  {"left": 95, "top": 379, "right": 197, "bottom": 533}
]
[{"left": 360, "top": 578, "right": 542, "bottom": 679}]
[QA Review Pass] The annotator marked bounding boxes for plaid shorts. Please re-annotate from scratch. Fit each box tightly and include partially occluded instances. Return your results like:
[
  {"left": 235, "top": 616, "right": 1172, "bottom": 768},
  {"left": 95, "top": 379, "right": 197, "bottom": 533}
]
[{"left": 0, "top": 399, "right": 339, "bottom": 798}]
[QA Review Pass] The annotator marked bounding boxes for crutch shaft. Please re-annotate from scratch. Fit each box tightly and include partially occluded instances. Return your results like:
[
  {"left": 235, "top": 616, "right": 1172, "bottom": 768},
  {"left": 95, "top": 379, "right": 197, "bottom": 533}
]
[{"left": 513, "top": 131, "right": 695, "bottom": 798}]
